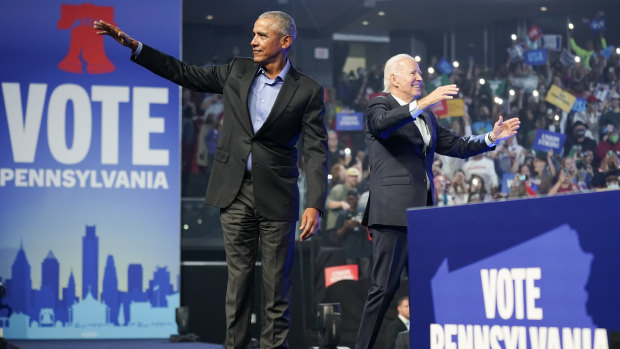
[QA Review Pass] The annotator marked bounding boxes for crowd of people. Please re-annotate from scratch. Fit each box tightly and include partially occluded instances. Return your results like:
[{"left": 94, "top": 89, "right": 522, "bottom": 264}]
[{"left": 180, "top": 26, "right": 620, "bottom": 280}]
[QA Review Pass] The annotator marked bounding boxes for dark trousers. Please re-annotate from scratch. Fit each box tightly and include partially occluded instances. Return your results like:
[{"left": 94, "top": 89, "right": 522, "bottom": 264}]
[
  {"left": 355, "top": 192, "right": 432, "bottom": 349},
  {"left": 220, "top": 178, "right": 296, "bottom": 349},
  {"left": 355, "top": 225, "right": 408, "bottom": 349}
]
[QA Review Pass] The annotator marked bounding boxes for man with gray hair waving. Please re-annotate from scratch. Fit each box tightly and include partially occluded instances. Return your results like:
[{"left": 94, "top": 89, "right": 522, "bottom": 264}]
[
  {"left": 95, "top": 11, "right": 328, "bottom": 349},
  {"left": 356, "top": 53, "right": 520, "bottom": 348}
]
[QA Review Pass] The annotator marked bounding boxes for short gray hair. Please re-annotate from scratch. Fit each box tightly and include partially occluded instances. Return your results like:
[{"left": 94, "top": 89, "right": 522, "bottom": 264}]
[
  {"left": 383, "top": 54, "right": 415, "bottom": 93},
  {"left": 258, "top": 11, "right": 297, "bottom": 43}
]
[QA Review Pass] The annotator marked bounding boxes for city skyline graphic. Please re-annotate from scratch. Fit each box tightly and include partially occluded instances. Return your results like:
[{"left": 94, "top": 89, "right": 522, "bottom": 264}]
[{"left": 0, "top": 225, "right": 179, "bottom": 339}]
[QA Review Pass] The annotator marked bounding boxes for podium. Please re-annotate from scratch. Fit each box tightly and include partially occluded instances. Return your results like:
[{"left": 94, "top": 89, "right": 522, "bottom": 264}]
[{"left": 407, "top": 191, "right": 620, "bottom": 349}]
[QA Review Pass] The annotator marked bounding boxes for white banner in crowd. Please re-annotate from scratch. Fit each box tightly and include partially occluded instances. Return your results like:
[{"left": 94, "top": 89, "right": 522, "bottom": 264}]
[
  {"left": 542, "top": 35, "right": 562, "bottom": 51},
  {"left": 594, "top": 84, "right": 610, "bottom": 102},
  {"left": 511, "top": 75, "right": 539, "bottom": 91},
  {"left": 560, "top": 49, "right": 577, "bottom": 67}
]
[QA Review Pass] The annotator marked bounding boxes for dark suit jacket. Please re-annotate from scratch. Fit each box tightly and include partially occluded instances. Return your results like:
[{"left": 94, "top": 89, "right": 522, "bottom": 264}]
[
  {"left": 132, "top": 45, "right": 328, "bottom": 221},
  {"left": 394, "top": 330, "right": 409, "bottom": 349},
  {"left": 386, "top": 317, "right": 408, "bottom": 349},
  {"left": 362, "top": 94, "right": 492, "bottom": 227}
]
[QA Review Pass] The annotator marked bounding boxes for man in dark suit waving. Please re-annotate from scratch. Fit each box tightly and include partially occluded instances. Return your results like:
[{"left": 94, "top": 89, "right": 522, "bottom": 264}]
[
  {"left": 95, "top": 11, "right": 327, "bottom": 349},
  {"left": 355, "top": 54, "right": 520, "bottom": 348}
]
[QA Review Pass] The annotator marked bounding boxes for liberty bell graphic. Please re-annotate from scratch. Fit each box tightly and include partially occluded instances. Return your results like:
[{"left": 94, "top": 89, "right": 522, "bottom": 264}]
[{"left": 57, "top": 3, "right": 115, "bottom": 74}]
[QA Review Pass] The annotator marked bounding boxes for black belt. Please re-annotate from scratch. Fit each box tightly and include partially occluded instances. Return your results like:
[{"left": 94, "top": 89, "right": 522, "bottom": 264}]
[{"left": 243, "top": 170, "right": 252, "bottom": 179}]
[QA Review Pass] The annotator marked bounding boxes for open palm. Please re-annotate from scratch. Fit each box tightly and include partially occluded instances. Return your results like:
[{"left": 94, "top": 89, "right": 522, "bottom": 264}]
[{"left": 491, "top": 116, "right": 520, "bottom": 143}]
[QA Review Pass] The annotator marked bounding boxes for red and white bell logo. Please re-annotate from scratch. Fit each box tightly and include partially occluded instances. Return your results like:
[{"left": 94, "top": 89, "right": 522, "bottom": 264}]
[{"left": 57, "top": 3, "right": 115, "bottom": 74}]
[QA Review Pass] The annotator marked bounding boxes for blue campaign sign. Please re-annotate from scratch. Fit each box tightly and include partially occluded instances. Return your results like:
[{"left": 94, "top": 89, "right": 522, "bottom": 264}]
[
  {"left": 590, "top": 17, "right": 606, "bottom": 33},
  {"left": 532, "top": 129, "right": 567, "bottom": 154},
  {"left": 501, "top": 172, "right": 515, "bottom": 195},
  {"left": 407, "top": 191, "right": 620, "bottom": 349},
  {"left": 600, "top": 46, "right": 613, "bottom": 60},
  {"left": 336, "top": 112, "right": 364, "bottom": 131},
  {"left": 572, "top": 97, "right": 587, "bottom": 112},
  {"left": 523, "top": 49, "right": 548, "bottom": 66},
  {"left": 436, "top": 57, "right": 454, "bottom": 76},
  {"left": 0, "top": 0, "right": 181, "bottom": 339}
]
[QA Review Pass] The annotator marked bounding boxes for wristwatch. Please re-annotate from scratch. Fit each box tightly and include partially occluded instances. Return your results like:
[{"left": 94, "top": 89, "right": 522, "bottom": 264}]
[{"left": 487, "top": 132, "right": 498, "bottom": 147}]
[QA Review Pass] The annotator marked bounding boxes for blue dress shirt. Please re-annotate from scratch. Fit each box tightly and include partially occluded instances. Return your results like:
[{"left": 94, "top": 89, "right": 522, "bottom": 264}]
[{"left": 246, "top": 60, "right": 291, "bottom": 171}]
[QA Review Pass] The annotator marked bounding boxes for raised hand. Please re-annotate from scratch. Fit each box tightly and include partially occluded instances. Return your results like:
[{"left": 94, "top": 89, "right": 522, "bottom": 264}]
[
  {"left": 418, "top": 84, "right": 459, "bottom": 110},
  {"left": 93, "top": 20, "right": 138, "bottom": 51},
  {"left": 490, "top": 116, "right": 521, "bottom": 143}
]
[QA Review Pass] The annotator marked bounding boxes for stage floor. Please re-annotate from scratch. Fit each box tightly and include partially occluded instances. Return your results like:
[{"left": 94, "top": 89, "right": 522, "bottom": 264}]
[{"left": 6, "top": 339, "right": 223, "bottom": 349}]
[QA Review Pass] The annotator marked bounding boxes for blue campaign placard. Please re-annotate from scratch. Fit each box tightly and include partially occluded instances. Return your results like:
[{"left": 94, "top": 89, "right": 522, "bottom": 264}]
[
  {"left": 531, "top": 129, "right": 567, "bottom": 154},
  {"left": 0, "top": 0, "right": 181, "bottom": 339},
  {"left": 501, "top": 172, "right": 515, "bottom": 195},
  {"left": 407, "top": 191, "right": 620, "bottom": 349},
  {"left": 572, "top": 97, "right": 587, "bottom": 112},
  {"left": 436, "top": 57, "right": 454, "bottom": 76},
  {"left": 600, "top": 46, "right": 613, "bottom": 60},
  {"left": 524, "top": 49, "right": 548, "bottom": 66},
  {"left": 590, "top": 17, "right": 606, "bottom": 33},
  {"left": 336, "top": 112, "right": 364, "bottom": 131}
]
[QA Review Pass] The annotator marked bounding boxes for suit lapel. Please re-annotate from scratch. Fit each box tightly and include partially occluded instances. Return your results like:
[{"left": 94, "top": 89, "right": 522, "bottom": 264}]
[
  {"left": 387, "top": 93, "right": 425, "bottom": 143},
  {"left": 387, "top": 94, "right": 428, "bottom": 157},
  {"left": 255, "top": 66, "right": 299, "bottom": 136},
  {"left": 239, "top": 63, "right": 261, "bottom": 136}
]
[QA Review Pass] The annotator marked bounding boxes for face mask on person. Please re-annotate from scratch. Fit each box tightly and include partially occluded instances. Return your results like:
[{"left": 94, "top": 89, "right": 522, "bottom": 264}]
[
  {"left": 574, "top": 129, "right": 586, "bottom": 138},
  {"left": 609, "top": 134, "right": 619, "bottom": 144}
]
